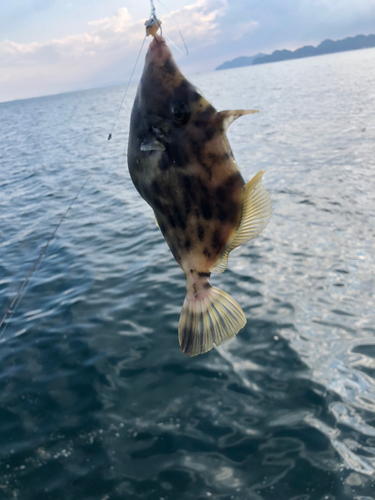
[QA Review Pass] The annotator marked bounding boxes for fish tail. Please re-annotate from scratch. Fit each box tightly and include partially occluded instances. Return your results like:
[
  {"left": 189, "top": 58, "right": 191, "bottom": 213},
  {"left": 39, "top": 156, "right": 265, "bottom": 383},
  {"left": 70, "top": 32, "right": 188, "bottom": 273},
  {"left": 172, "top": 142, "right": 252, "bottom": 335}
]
[{"left": 178, "top": 282, "right": 246, "bottom": 356}]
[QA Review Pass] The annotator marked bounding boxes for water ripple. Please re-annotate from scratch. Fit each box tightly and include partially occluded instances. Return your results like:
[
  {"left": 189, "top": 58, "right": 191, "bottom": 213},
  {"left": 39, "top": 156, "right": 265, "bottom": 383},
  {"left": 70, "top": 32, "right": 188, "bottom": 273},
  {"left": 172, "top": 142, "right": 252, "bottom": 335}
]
[{"left": 0, "top": 48, "right": 375, "bottom": 499}]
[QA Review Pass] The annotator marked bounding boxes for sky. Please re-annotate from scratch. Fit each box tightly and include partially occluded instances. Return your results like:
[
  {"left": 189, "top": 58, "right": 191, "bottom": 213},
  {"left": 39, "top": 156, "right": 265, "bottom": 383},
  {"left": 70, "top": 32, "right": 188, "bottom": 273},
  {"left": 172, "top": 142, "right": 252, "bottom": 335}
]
[{"left": 1, "top": 0, "right": 375, "bottom": 103}]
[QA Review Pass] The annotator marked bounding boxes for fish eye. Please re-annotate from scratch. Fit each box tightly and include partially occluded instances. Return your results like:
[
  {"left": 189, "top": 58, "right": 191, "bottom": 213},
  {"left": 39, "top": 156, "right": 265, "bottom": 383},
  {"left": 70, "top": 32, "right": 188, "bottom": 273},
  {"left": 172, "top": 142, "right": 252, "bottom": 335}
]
[{"left": 171, "top": 101, "right": 190, "bottom": 126}]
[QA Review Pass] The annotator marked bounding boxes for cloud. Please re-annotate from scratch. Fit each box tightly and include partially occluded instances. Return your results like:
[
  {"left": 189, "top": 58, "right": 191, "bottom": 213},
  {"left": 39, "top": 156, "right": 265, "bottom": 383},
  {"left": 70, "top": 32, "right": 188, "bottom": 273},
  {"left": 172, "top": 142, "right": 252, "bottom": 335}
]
[
  {"left": 0, "top": 8, "right": 137, "bottom": 65},
  {"left": 0, "top": 0, "right": 236, "bottom": 102},
  {"left": 230, "top": 20, "right": 259, "bottom": 41},
  {"left": 1, "top": 0, "right": 374, "bottom": 102},
  {"left": 88, "top": 7, "right": 132, "bottom": 32},
  {"left": 166, "top": 0, "right": 227, "bottom": 44}
]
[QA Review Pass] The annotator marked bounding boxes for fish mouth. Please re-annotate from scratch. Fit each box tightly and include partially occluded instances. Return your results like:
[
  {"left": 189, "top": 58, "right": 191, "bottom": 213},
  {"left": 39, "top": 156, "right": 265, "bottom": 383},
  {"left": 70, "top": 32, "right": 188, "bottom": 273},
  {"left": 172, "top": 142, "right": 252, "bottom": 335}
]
[
  {"left": 147, "top": 35, "right": 172, "bottom": 64},
  {"left": 150, "top": 35, "right": 166, "bottom": 49}
]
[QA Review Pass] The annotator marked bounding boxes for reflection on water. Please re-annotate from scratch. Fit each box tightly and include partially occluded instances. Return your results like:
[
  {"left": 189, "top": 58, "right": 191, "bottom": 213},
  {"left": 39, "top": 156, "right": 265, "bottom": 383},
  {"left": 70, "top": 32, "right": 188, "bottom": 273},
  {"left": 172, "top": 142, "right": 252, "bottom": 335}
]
[{"left": 0, "top": 47, "right": 375, "bottom": 499}]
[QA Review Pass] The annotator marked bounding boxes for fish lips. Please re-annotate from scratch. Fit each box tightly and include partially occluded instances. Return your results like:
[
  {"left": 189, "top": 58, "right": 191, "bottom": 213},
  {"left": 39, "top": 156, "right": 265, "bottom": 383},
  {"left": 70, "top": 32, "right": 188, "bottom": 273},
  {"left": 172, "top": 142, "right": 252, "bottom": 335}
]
[{"left": 146, "top": 35, "right": 171, "bottom": 63}]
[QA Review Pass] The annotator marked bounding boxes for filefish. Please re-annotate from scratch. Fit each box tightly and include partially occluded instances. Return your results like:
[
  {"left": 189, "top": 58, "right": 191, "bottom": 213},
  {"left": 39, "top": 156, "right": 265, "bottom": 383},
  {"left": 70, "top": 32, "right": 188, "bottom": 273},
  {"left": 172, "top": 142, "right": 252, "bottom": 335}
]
[{"left": 127, "top": 34, "right": 272, "bottom": 356}]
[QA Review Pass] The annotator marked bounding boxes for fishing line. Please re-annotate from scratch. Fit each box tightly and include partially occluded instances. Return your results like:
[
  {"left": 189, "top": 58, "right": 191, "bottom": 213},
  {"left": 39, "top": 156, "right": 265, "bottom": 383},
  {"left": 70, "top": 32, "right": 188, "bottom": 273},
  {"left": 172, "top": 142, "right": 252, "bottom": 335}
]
[
  {"left": 148, "top": 0, "right": 163, "bottom": 36},
  {"left": 155, "top": 0, "right": 188, "bottom": 56},
  {"left": 1, "top": 2, "right": 188, "bottom": 337},
  {"left": 0, "top": 177, "right": 90, "bottom": 341},
  {"left": 150, "top": 0, "right": 157, "bottom": 19},
  {"left": 108, "top": 0, "right": 188, "bottom": 140},
  {"left": 107, "top": 0, "right": 160, "bottom": 141},
  {"left": 107, "top": 34, "right": 147, "bottom": 141}
]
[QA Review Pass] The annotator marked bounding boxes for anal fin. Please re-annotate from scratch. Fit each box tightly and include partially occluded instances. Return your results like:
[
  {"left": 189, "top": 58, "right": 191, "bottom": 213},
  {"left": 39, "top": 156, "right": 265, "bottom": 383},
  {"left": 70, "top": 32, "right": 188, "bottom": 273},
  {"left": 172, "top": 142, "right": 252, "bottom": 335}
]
[{"left": 211, "top": 170, "right": 272, "bottom": 273}]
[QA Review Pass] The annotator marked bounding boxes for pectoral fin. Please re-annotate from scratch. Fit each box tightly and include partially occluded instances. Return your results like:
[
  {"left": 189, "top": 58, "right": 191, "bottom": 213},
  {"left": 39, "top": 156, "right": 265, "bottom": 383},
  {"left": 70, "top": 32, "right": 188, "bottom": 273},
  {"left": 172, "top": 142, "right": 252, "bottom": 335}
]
[
  {"left": 140, "top": 136, "right": 165, "bottom": 151},
  {"left": 218, "top": 109, "right": 259, "bottom": 132},
  {"left": 211, "top": 170, "right": 272, "bottom": 273}
]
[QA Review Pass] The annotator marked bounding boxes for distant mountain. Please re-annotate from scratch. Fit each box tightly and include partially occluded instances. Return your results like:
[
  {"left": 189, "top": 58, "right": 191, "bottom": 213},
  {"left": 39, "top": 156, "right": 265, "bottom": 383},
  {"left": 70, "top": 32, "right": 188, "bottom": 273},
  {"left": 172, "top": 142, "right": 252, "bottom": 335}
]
[
  {"left": 216, "top": 54, "right": 265, "bottom": 71},
  {"left": 216, "top": 34, "right": 375, "bottom": 71},
  {"left": 253, "top": 34, "right": 375, "bottom": 65}
]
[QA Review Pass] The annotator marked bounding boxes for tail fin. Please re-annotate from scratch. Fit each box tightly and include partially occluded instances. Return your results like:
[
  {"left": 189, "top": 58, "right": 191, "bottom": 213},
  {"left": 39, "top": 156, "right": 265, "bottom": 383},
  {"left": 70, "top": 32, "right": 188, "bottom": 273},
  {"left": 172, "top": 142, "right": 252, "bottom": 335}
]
[{"left": 178, "top": 286, "right": 246, "bottom": 356}]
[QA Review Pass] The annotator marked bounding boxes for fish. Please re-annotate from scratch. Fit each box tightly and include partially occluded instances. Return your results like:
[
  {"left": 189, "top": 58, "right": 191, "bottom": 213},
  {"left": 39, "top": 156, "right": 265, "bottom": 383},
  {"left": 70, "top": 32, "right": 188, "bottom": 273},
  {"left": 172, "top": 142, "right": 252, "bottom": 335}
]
[{"left": 127, "top": 34, "right": 272, "bottom": 356}]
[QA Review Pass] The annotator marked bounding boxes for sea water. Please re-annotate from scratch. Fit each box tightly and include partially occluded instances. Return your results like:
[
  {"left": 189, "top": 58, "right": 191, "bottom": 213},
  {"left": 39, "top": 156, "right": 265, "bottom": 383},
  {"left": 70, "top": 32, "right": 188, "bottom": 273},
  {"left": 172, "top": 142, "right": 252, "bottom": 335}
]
[{"left": 0, "top": 47, "right": 374, "bottom": 499}]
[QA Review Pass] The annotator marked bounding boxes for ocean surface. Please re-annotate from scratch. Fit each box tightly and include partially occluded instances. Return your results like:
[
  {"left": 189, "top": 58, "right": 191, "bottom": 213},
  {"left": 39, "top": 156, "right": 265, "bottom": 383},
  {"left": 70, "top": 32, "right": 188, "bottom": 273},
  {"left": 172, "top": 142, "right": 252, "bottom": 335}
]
[{"left": 0, "top": 47, "right": 374, "bottom": 500}]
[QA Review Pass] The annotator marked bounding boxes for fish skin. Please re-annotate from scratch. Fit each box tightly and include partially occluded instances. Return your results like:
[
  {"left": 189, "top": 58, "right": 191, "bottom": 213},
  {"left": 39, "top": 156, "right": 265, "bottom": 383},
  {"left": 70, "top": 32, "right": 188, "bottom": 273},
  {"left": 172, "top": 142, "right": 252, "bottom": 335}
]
[
  {"left": 127, "top": 35, "right": 271, "bottom": 356},
  {"left": 128, "top": 36, "right": 244, "bottom": 272}
]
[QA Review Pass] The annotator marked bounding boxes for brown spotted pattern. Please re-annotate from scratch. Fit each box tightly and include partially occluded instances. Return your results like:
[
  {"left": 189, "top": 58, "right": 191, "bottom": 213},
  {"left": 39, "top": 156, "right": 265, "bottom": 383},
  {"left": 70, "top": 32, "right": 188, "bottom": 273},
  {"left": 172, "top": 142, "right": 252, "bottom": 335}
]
[{"left": 128, "top": 36, "right": 246, "bottom": 277}]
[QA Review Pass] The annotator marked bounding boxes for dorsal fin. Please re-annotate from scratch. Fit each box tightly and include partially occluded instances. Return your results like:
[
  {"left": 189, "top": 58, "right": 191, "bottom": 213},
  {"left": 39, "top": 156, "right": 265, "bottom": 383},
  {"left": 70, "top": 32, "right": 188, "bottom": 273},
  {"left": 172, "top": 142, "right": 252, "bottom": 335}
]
[
  {"left": 211, "top": 170, "right": 272, "bottom": 273},
  {"left": 218, "top": 109, "right": 259, "bottom": 132}
]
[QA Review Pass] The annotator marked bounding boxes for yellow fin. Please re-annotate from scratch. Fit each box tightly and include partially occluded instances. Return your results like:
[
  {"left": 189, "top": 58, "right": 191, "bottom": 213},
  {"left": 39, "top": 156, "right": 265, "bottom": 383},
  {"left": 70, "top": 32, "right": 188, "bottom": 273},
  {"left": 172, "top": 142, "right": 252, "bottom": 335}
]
[
  {"left": 178, "top": 286, "right": 246, "bottom": 356},
  {"left": 154, "top": 213, "right": 160, "bottom": 229},
  {"left": 211, "top": 170, "right": 272, "bottom": 273}
]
